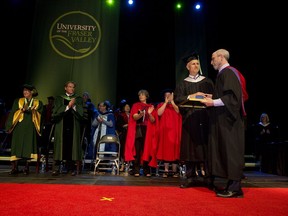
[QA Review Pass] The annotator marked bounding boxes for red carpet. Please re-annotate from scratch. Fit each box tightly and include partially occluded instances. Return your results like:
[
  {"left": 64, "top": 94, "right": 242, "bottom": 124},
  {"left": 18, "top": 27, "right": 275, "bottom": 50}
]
[{"left": 1, "top": 183, "right": 288, "bottom": 216}]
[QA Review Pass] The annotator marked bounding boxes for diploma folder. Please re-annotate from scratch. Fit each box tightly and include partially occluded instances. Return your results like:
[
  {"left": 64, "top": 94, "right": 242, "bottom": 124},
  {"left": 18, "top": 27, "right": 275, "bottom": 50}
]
[{"left": 178, "top": 96, "right": 206, "bottom": 108}]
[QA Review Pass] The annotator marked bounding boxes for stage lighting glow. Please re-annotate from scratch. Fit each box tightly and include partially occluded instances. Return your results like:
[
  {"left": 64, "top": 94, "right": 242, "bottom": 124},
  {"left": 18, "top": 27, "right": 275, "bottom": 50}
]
[
  {"left": 106, "top": 0, "right": 114, "bottom": 6},
  {"left": 176, "top": 3, "right": 182, "bottom": 10},
  {"left": 128, "top": 0, "right": 134, "bottom": 5},
  {"left": 194, "top": 3, "right": 202, "bottom": 10}
]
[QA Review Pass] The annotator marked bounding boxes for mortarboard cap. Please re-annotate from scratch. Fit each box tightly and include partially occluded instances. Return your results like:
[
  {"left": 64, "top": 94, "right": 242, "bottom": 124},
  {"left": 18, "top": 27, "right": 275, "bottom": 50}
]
[
  {"left": 182, "top": 52, "right": 199, "bottom": 64},
  {"left": 182, "top": 51, "right": 203, "bottom": 75}
]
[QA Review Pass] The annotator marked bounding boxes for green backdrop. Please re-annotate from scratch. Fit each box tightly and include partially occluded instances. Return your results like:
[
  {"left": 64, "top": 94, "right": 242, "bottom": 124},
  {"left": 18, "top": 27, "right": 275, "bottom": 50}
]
[{"left": 26, "top": 0, "right": 120, "bottom": 105}]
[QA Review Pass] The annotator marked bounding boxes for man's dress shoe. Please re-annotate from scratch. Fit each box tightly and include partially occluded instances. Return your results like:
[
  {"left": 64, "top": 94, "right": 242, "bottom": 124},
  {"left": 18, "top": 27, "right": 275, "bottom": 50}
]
[
  {"left": 216, "top": 189, "right": 244, "bottom": 198},
  {"left": 9, "top": 169, "right": 19, "bottom": 175}
]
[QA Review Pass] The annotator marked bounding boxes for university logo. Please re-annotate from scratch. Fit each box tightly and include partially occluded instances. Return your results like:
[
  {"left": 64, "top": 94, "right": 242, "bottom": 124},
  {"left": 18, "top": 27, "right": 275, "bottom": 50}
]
[{"left": 49, "top": 11, "right": 101, "bottom": 59}]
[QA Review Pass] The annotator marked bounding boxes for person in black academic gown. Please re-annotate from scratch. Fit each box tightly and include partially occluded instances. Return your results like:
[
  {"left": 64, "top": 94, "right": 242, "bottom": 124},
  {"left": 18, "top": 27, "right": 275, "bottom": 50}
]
[
  {"left": 201, "top": 49, "right": 245, "bottom": 198},
  {"left": 174, "top": 52, "right": 214, "bottom": 188}
]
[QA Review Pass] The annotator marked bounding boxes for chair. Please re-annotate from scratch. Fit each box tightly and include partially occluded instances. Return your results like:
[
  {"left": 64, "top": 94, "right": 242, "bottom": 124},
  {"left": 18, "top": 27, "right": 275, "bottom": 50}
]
[
  {"left": 0, "top": 129, "right": 11, "bottom": 155},
  {"left": 43, "top": 124, "right": 55, "bottom": 172},
  {"left": 93, "top": 134, "right": 121, "bottom": 175},
  {"left": 81, "top": 126, "right": 92, "bottom": 171}
]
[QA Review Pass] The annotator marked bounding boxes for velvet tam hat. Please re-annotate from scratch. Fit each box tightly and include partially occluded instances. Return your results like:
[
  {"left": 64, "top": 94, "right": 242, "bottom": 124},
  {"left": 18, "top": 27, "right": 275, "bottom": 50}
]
[
  {"left": 22, "top": 84, "right": 38, "bottom": 97},
  {"left": 119, "top": 99, "right": 130, "bottom": 111},
  {"left": 160, "top": 88, "right": 173, "bottom": 95}
]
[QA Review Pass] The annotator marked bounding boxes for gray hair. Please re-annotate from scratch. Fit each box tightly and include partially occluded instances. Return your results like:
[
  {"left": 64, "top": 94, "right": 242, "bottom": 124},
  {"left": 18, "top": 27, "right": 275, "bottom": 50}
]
[
  {"left": 260, "top": 113, "right": 270, "bottom": 123},
  {"left": 138, "top": 89, "right": 149, "bottom": 98},
  {"left": 215, "top": 49, "right": 230, "bottom": 61}
]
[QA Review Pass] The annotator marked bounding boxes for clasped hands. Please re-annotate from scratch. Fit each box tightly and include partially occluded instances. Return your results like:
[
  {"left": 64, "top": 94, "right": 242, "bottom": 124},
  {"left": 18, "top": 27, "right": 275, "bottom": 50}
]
[
  {"left": 97, "top": 115, "right": 104, "bottom": 123},
  {"left": 68, "top": 98, "right": 76, "bottom": 109},
  {"left": 21, "top": 104, "right": 32, "bottom": 112},
  {"left": 165, "top": 92, "right": 174, "bottom": 104}
]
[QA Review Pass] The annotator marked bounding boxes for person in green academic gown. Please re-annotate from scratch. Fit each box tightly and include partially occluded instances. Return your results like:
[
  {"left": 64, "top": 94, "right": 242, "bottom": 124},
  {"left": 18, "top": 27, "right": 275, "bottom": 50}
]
[
  {"left": 52, "top": 81, "right": 84, "bottom": 176},
  {"left": 6, "top": 84, "right": 43, "bottom": 175}
]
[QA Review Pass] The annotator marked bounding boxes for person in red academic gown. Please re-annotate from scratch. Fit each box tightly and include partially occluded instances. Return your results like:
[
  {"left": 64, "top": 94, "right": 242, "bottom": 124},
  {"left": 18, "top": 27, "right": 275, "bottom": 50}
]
[
  {"left": 124, "top": 89, "right": 158, "bottom": 177},
  {"left": 156, "top": 89, "right": 182, "bottom": 178},
  {"left": 116, "top": 101, "right": 131, "bottom": 171}
]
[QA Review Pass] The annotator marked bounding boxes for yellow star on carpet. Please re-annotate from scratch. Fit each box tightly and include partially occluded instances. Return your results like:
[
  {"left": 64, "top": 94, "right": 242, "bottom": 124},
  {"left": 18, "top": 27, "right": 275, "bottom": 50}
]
[{"left": 100, "top": 197, "right": 114, "bottom": 201}]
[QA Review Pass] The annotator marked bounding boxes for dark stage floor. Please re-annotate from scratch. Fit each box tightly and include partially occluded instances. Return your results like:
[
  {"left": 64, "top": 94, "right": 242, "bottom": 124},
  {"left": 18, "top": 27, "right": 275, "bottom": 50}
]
[{"left": 1, "top": 162, "right": 288, "bottom": 188}]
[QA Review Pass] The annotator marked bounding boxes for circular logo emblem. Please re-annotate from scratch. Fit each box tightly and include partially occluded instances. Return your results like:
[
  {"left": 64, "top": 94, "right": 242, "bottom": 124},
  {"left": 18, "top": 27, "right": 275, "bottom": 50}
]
[{"left": 49, "top": 11, "right": 101, "bottom": 59}]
